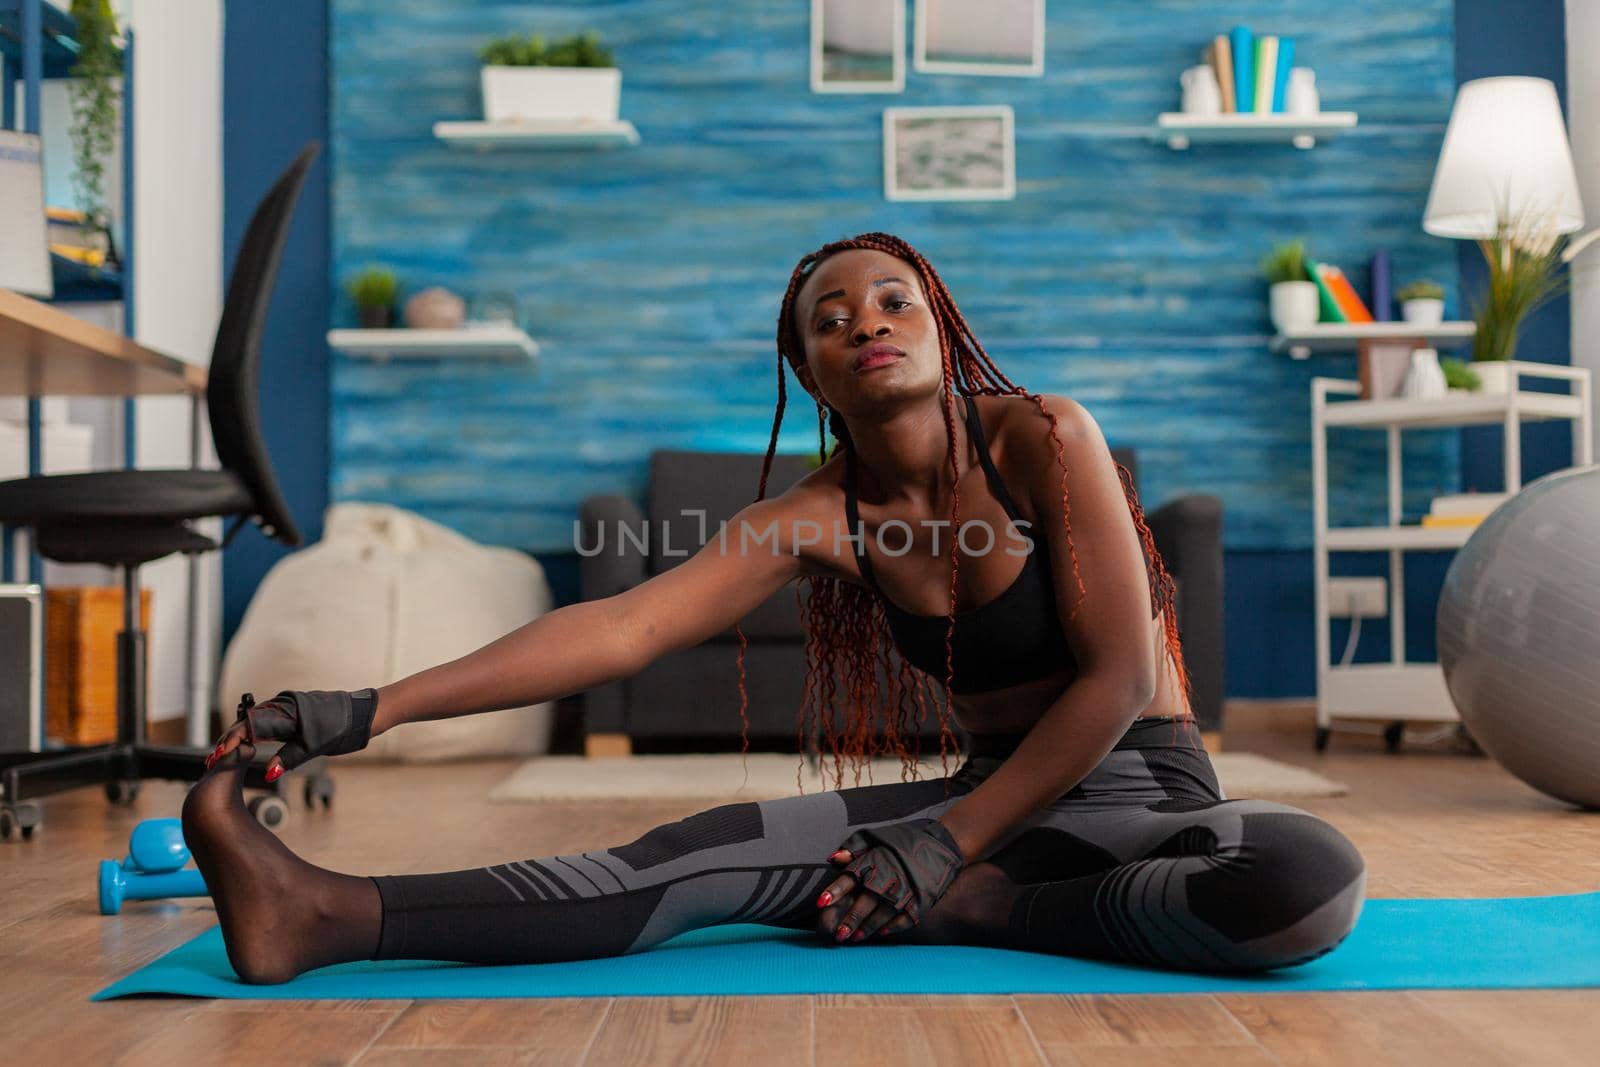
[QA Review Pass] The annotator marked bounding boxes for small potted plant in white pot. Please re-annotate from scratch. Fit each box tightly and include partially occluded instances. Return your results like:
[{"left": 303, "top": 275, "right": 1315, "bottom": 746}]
[
  {"left": 1396, "top": 279, "right": 1445, "bottom": 325},
  {"left": 1468, "top": 208, "right": 1571, "bottom": 395},
  {"left": 479, "top": 30, "right": 619, "bottom": 124},
  {"left": 1262, "top": 238, "right": 1318, "bottom": 333}
]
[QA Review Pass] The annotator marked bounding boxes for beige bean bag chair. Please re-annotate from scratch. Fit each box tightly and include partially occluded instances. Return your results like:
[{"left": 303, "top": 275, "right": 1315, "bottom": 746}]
[{"left": 218, "top": 502, "right": 555, "bottom": 762}]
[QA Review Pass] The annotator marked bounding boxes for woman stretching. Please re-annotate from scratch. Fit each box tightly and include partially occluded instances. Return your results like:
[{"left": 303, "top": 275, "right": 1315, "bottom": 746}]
[{"left": 186, "top": 232, "right": 1366, "bottom": 984}]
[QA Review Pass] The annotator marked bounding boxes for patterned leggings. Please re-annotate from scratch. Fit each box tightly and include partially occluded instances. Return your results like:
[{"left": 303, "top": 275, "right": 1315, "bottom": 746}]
[{"left": 371, "top": 717, "right": 1367, "bottom": 973}]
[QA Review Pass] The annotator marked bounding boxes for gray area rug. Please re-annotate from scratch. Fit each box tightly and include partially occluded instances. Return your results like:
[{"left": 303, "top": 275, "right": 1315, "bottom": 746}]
[{"left": 490, "top": 751, "right": 1348, "bottom": 802}]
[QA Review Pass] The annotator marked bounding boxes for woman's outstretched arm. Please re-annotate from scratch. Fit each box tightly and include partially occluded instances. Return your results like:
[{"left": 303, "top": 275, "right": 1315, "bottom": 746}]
[{"left": 369, "top": 493, "right": 813, "bottom": 737}]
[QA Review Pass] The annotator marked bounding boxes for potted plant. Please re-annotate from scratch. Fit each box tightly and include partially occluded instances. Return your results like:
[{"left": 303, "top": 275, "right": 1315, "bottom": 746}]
[
  {"left": 479, "top": 30, "right": 619, "bottom": 124},
  {"left": 347, "top": 266, "right": 399, "bottom": 329},
  {"left": 1439, "top": 356, "right": 1481, "bottom": 393},
  {"left": 1261, "top": 238, "right": 1318, "bottom": 333},
  {"left": 1396, "top": 280, "right": 1445, "bottom": 326},
  {"left": 1468, "top": 207, "right": 1571, "bottom": 393},
  {"left": 67, "top": 0, "right": 122, "bottom": 251}
]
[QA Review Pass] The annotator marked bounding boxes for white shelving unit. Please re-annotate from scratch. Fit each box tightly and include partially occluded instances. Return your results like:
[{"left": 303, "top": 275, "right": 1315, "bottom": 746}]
[
  {"left": 327, "top": 325, "right": 540, "bottom": 361},
  {"left": 433, "top": 118, "right": 640, "bottom": 150},
  {"left": 1272, "top": 321, "right": 1476, "bottom": 360},
  {"left": 1154, "top": 111, "right": 1357, "bottom": 150},
  {"left": 1310, "top": 362, "right": 1593, "bottom": 750}
]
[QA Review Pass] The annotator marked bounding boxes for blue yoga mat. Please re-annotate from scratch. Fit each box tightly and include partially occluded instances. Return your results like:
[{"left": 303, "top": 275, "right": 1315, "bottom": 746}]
[{"left": 93, "top": 892, "right": 1600, "bottom": 1001}]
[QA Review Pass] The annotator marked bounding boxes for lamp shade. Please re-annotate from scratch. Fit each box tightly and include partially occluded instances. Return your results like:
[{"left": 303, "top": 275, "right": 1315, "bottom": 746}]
[{"left": 1422, "top": 76, "right": 1584, "bottom": 239}]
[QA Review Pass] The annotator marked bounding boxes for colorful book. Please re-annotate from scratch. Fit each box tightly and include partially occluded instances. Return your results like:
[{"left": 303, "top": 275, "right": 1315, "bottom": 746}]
[
  {"left": 1369, "top": 250, "right": 1393, "bottom": 321},
  {"left": 1316, "top": 263, "right": 1375, "bottom": 323},
  {"left": 1303, "top": 256, "right": 1347, "bottom": 323},
  {"left": 1211, "top": 34, "right": 1236, "bottom": 113},
  {"left": 1230, "top": 25, "right": 1254, "bottom": 113},
  {"left": 1272, "top": 36, "right": 1295, "bottom": 112},
  {"left": 1255, "top": 36, "right": 1278, "bottom": 114}
]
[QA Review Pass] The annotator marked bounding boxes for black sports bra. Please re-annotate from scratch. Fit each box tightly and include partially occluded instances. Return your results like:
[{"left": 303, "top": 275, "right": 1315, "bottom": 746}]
[{"left": 843, "top": 395, "right": 1163, "bottom": 695}]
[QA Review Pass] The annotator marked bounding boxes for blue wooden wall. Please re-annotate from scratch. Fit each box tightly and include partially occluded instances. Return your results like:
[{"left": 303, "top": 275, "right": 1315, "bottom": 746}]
[{"left": 329, "top": 0, "right": 1460, "bottom": 555}]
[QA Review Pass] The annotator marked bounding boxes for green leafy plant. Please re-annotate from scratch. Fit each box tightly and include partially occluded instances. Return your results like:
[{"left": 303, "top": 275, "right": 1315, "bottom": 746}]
[
  {"left": 1439, "top": 356, "right": 1481, "bottom": 391},
  {"left": 1396, "top": 279, "right": 1444, "bottom": 303},
  {"left": 479, "top": 30, "right": 614, "bottom": 68},
  {"left": 346, "top": 266, "right": 398, "bottom": 310},
  {"left": 1260, "top": 239, "right": 1308, "bottom": 285},
  {"left": 1469, "top": 201, "right": 1570, "bottom": 362},
  {"left": 67, "top": 0, "right": 122, "bottom": 230}
]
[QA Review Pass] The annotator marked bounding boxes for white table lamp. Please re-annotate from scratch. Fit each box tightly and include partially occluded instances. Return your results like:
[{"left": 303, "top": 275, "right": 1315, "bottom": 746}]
[{"left": 1423, "top": 76, "right": 1585, "bottom": 242}]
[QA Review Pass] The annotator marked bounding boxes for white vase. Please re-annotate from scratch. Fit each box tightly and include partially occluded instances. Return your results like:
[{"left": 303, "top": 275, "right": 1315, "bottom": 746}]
[
  {"left": 1180, "top": 64, "right": 1221, "bottom": 115},
  {"left": 1400, "top": 298, "right": 1445, "bottom": 326},
  {"left": 1269, "top": 281, "right": 1320, "bottom": 333},
  {"left": 1472, "top": 360, "right": 1514, "bottom": 394},
  {"left": 1286, "top": 68, "right": 1319, "bottom": 115},
  {"left": 1401, "top": 347, "right": 1448, "bottom": 400},
  {"left": 480, "top": 66, "right": 621, "bottom": 123}
]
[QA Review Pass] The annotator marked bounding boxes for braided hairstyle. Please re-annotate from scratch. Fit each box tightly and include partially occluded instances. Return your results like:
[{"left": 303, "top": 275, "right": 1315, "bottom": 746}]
[{"left": 736, "top": 232, "right": 1197, "bottom": 790}]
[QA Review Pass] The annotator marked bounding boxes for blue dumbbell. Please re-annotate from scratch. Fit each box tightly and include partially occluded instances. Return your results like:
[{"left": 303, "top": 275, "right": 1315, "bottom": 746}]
[{"left": 99, "top": 817, "right": 211, "bottom": 915}]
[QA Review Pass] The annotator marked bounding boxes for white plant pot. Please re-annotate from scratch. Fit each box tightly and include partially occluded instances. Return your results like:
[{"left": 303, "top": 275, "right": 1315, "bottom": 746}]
[
  {"left": 1269, "top": 281, "right": 1320, "bottom": 333},
  {"left": 480, "top": 66, "right": 621, "bottom": 123},
  {"left": 1400, "top": 298, "right": 1444, "bottom": 326},
  {"left": 1471, "top": 360, "right": 1513, "bottom": 394}
]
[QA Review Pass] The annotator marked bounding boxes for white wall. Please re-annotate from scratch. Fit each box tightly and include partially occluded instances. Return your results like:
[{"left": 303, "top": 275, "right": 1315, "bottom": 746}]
[
  {"left": 1569, "top": 0, "right": 1600, "bottom": 462},
  {"left": 3, "top": 0, "right": 222, "bottom": 732}
]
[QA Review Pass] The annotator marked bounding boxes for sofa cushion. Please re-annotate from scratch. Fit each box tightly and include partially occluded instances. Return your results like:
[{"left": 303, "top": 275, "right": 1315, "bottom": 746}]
[{"left": 648, "top": 450, "right": 814, "bottom": 639}]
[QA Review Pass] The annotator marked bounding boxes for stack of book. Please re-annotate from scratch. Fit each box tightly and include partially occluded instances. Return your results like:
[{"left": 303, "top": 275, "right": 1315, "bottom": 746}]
[
  {"left": 1204, "top": 25, "right": 1297, "bottom": 114},
  {"left": 1420, "top": 492, "right": 1510, "bottom": 528},
  {"left": 1304, "top": 255, "right": 1373, "bottom": 323}
]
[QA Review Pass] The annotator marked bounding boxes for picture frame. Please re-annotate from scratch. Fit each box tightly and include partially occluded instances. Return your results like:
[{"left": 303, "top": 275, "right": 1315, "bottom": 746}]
[
  {"left": 913, "top": 0, "right": 1045, "bottom": 78},
  {"left": 882, "top": 106, "right": 1016, "bottom": 202},
  {"left": 810, "top": 0, "right": 905, "bottom": 94}
]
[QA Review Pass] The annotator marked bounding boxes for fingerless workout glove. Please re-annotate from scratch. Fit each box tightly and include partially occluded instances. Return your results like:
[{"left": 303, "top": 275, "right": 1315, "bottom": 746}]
[
  {"left": 237, "top": 689, "right": 379, "bottom": 773},
  {"left": 837, "top": 817, "right": 966, "bottom": 925}
]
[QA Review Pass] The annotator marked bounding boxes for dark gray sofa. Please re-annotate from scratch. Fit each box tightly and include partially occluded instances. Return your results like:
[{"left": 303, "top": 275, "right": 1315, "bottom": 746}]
[{"left": 579, "top": 447, "right": 1224, "bottom": 754}]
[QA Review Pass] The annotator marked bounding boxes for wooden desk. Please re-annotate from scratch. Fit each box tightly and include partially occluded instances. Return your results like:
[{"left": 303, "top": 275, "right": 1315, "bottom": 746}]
[{"left": 0, "top": 288, "right": 207, "bottom": 397}]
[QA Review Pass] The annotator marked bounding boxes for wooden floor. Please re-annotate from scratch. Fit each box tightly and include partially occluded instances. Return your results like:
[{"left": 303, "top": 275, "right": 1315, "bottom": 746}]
[{"left": 3, "top": 713, "right": 1599, "bottom": 1066}]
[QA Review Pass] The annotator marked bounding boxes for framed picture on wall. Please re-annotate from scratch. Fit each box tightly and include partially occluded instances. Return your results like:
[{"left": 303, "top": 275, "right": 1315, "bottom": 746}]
[
  {"left": 811, "top": 0, "right": 905, "bottom": 93},
  {"left": 914, "top": 0, "right": 1045, "bottom": 77},
  {"left": 882, "top": 106, "right": 1015, "bottom": 201}
]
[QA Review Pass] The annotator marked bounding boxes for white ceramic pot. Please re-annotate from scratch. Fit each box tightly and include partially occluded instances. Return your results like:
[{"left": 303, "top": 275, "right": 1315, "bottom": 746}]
[
  {"left": 481, "top": 66, "right": 621, "bottom": 123},
  {"left": 1472, "top": 360, "right": 1513, "bottom": 394},
  {"left": 1269, "top": 281, "right": 1320, "bottom": 333},
  {"left": 1400, "top": 298, "right": 1445, "bottom": 326}
]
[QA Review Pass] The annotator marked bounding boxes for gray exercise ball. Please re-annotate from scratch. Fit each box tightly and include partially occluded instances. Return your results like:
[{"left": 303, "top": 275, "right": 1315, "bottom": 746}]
[{"left": 1437, "top": 464, "right": 1600, "bottom": 809}]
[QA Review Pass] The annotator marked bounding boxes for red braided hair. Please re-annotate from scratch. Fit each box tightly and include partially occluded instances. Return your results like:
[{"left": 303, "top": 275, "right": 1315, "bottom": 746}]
[{"left": 735, "top": 233, "right": 1197, "bottom": 790}]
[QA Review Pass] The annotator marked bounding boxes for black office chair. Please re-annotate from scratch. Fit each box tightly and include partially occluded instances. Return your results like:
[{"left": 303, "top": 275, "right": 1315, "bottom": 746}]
[{"left": 0, "top": 144, "right": 320, "bottom": 840}]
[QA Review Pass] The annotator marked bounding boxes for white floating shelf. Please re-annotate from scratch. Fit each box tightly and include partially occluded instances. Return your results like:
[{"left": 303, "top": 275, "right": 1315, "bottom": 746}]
[
  {"left": 328, "top": 325, "right": 540, "bottom": 361},
  {"left": 1155, "top": 111, "right": 1357, "bottom": 150},
  {"left": 1324, "top": 524, "right": 1475, "bottom": 552},
  {"left": 1322, "top": 388, "right": 1585, "bottom": 430},
  {"left": 1271, "top": 321, "right": 1476, "bottom": 357},
  {"left": 433, "top": 118, "right": 641, "bottom": 150}
]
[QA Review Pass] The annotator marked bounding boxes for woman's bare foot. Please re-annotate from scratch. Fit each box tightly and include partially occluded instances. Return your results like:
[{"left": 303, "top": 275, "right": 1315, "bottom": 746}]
[{"left": 180, "top": 743, "right": 382, "bottom": 984}]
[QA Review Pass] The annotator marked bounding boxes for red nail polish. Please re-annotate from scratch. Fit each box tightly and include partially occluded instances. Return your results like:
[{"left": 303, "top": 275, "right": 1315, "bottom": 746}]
[
  {"left": 852, "top": 929, "right": 866, "bottom": 942},
  {"left": 836, "top": 925, "right": 851, "bottom": 942},
  {"left": 817, "top": 892, "right": 831, "bottom": 908},
  {"left": 265, "top": 764, "right": 282, "bottom": 783}
]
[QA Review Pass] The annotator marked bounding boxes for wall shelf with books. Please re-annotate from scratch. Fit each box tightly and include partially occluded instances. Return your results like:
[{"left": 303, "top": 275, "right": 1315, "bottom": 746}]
[
  {"left": 1155, "top": 111, "right": 1357, "bottom": 151},
  {"left": 1271, "top": 321, "right": 1475, "bottom": 359}
]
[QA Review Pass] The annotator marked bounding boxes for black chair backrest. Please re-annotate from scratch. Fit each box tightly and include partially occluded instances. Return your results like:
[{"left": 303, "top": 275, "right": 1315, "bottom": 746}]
[{"left": 206, "top": 143, "right": 318, "bottom": 547}]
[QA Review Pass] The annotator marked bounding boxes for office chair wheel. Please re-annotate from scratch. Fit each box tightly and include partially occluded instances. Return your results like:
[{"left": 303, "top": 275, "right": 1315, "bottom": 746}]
[
  {"left": 0, "top": 803, "right": 40, "bottom": 841},
  {"left": 247, "top": 794, "right": 288, "bottom": 831},
  {"left": 1383, "top": 722, "right": 1405, "bottom": 753},
  {"left": 303, "top": 773, "right": 335, "bottom": 810},
  {"left": 105, "top": 779, "right": 142, "bottom": 806},
  {"left": 1314, "top": 727, "right": 1331, "bottom": 752}
]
